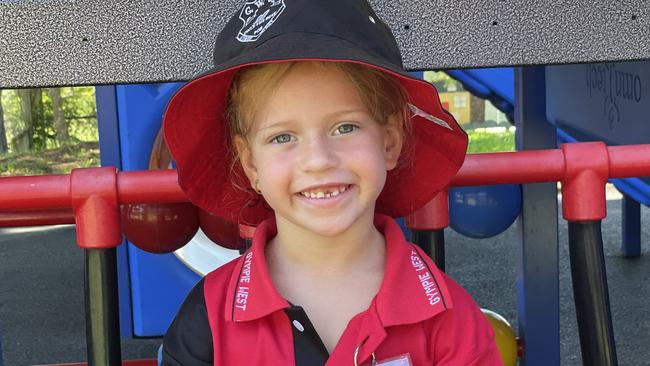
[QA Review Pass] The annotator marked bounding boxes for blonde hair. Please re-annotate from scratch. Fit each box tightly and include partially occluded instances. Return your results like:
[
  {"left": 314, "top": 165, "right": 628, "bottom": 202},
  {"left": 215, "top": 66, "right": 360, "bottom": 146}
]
[{"left": 225, "top": 61, "right": 414, "bottom": 184}]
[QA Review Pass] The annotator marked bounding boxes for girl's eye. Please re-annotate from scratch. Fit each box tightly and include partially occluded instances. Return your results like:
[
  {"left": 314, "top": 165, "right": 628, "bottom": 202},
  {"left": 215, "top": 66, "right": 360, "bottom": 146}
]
[
  {"left": 271, "top": 134, "right": 293, "bottom": 144},
  {"left": 334, "top": 123, "right": 357, "bottom": 135}
]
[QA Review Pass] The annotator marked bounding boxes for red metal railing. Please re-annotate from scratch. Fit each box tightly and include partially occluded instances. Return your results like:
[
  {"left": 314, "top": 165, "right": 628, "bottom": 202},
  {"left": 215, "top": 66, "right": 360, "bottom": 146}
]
[{"left": 3, "top": 142, "right": 649, "bottom": 228}]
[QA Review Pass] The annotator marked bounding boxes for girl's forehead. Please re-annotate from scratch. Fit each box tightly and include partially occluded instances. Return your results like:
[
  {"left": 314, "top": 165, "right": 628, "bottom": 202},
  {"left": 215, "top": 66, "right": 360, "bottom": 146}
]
[
  {"left": 251, "top": 64, "right": 370, "bottom": 128},
  {"left": 276, "top": 63, "right": 358, "bottom": 94}
]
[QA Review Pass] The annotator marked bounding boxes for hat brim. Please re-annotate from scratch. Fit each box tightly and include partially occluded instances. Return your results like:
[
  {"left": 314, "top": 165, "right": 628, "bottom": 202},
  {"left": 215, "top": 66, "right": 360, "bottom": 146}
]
[{"left": 164, "top": 32, "right": 467, "bottom": 226}]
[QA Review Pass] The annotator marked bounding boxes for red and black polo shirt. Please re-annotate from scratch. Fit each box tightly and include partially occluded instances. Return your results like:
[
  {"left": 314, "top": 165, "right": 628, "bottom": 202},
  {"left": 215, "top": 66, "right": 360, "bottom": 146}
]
[{"left": 163, "top": 214, "right": 502, "bottom": 365}]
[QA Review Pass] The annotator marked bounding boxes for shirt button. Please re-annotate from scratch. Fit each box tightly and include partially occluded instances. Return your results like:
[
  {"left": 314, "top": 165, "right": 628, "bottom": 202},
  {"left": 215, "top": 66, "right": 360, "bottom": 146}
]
[{"left": 292, "top": 320, "right": 305, "bottom": 332}]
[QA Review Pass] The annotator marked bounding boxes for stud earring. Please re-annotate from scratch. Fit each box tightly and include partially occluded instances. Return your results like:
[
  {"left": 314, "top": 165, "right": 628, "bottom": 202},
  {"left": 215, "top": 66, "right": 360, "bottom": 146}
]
[{"left": 254, "top": 178, "right": 262, "bottom": 194}]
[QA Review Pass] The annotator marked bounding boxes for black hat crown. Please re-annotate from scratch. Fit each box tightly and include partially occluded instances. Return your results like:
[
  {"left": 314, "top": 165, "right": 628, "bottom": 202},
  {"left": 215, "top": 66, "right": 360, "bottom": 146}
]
[{"left": 213, "top": 0, "right": 403, "bottom": 69}]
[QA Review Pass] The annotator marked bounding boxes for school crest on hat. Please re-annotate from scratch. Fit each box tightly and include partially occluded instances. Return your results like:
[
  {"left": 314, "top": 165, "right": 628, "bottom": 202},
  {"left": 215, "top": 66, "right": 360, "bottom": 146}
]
[{"left": 237, "top": 0, "right": 286, "bottom": 43}]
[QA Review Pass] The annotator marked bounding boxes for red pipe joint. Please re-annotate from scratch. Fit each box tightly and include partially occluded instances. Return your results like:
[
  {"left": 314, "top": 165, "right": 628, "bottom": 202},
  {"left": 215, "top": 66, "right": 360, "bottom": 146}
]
[
  {"left": 405, "top": 189, "right": 449, "bottom": 230},
  {"left": 560, "top": 142, "right": 609, "bottom": 222},
  {"left": 71, "top": 167, "right": 122, "bottom": 249}
]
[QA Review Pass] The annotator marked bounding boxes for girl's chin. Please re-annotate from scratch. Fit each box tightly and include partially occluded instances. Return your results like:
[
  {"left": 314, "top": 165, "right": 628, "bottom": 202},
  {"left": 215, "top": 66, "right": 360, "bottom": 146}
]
[{"left": 282, "top": 213, "right": 370, "bottom": 239}]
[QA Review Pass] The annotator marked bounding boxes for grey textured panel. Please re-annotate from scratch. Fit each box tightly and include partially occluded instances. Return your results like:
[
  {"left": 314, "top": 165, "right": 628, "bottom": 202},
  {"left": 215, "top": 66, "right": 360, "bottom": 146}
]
[{"left": 1, "top": 0, "right": 649, "bottom": 88}]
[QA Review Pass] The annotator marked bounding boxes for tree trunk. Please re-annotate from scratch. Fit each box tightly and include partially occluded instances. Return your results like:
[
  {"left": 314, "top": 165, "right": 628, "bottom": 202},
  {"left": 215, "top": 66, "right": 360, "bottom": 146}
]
[
  {"left": 32, "top": 88, "right": 46, "bottom": 150},
  {"left": 47, "top": 88, "right": 69, "bottom": 145},
  {"left": 469, "top": 94, "right": 485, "bottom": 124},
  {"left": 13, "top": 89, "right": 34, "bottom": 153},
  {"left": 0, "top": 89, "right": 8, "bottom": 153}
]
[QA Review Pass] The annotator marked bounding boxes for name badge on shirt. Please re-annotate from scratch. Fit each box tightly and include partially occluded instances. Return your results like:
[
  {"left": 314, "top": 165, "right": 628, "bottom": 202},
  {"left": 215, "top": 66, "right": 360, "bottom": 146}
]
[{"left": 372, "top": 353, "right": 413, "bottom": 366}]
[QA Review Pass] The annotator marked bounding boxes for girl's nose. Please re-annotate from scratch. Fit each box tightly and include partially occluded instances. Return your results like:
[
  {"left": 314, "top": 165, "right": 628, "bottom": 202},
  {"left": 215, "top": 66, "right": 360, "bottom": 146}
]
[{"left": 299, "top": 136, "right": 339, "bottom": 173}]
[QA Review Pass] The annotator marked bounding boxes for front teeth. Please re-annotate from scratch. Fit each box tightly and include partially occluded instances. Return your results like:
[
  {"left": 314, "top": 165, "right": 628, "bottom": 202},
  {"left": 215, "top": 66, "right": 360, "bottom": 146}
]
[{"left": 301, "top": 185, "right": 348, "bottom": 199}]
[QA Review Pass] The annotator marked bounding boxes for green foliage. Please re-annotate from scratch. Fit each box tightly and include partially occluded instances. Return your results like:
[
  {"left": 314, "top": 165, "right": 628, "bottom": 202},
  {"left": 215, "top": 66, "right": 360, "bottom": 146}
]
[
  {"left": 0, "top": 141, "right": 99, "bottom": 176},
  {"left": 0, "top": 86, "right": 99, "bottom": 175},
  {"left": 32, "top": 89, "right": 56, "bottom": 151},
  {"left": 0, "top": 86, "right": 97, "bottom": 152},
  {"left": 466, "top": 129, "right": 515, "bottom": 154},
  {"left": 1, "top": 89, "right": 22, "bottom": 144},
  {"left": 61, "top": 87, "right": 98, "bottom": 142}
]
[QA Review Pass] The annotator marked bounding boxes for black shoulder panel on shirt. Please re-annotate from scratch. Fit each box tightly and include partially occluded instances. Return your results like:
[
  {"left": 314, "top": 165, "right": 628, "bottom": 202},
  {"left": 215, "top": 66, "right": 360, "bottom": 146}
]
[{"left": 162, "top": 278, "right": 213, "bottom": 366}]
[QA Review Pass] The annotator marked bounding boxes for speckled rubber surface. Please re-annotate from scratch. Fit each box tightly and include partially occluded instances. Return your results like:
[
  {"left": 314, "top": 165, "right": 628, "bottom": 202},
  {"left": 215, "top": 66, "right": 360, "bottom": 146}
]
[{"left": 1, "top": 0, "right": 649, "bottom": 88}]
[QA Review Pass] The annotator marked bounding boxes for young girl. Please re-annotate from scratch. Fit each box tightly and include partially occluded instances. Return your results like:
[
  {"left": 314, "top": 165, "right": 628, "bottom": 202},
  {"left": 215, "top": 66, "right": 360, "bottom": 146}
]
[{"left": 161, "top": 0, "right": 501, "bottom": 365}]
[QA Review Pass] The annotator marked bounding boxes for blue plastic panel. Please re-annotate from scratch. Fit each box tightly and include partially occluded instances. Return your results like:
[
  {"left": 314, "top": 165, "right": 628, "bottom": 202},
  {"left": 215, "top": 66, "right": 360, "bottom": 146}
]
[
  {"left": 622, "top": 196, "right": 642, "bottom": 257},
  {"left": 95, "top": 85, "right": 135, "bottom": 337},
  {"left": 515, "top": 66, "right": 561, "bottom": 366},
  {"left": 115, "top": 83, "right": 202, "bottom": 337},
  {"left": 546, "top": 62, "right": 649, "bottom": 145}
]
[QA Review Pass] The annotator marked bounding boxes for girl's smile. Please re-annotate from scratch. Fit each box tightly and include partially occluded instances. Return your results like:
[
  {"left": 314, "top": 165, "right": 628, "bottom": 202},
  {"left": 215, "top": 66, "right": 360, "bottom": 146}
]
[
  {"left": 296, "top": 183, "right": 353, "bottom": 209},
  {"left": 297, "top": 183, "right": 350, "bottom": 199}
]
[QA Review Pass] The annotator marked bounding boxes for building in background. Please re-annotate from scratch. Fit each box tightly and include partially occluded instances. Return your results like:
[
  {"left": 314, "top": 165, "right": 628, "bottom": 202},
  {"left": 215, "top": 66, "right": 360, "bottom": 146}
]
[{"left": 425, "top": 71, "right": 505, "bottom": 127}]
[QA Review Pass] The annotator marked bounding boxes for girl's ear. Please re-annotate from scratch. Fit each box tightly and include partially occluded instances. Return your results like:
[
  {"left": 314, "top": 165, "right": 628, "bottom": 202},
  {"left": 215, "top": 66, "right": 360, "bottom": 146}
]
[
  {"left": 383, "top": 113, "right": 404, "bottom": 170},
  {"left": 234, "top": 135, "right": 257, "bottom": 185}
]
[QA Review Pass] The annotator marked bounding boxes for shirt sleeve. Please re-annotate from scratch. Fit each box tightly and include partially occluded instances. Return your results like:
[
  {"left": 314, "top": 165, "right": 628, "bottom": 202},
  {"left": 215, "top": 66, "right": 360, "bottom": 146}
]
[
  {"left": 162, "top": 278, "right": 214, "bottom": 366},
  {"left": 432, "top": 274, "right": 504, "bottom": 366}
]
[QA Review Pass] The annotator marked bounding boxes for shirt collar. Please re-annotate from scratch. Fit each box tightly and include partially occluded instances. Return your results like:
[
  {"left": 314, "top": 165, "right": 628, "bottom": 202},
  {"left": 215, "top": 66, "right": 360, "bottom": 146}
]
[
  {"left": 224, "top": 213, "right": 452, "bottom": 324},
  {"left": 225, "top": 217, "right": 289, "bottom": 322},
  {"left": 373, "top": 214, "right": 452, "bottom": 327}
]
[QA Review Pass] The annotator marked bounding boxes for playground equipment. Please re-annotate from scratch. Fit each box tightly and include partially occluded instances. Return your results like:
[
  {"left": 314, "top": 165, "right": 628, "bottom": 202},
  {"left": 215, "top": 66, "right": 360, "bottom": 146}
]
[
  {"left": 120, "top": 128, "right": 199, "bottom": 254},
  {"left": 1, "top": 142, "right": 650, "bottom": 366},
  {"left": 448, "top": 184, "right": 522, "bottom": 239},
  {"left": 450, "top": 62, "right": 650, "bottom": 256},
  {"left": 2, "top": 1, "right": 650, "bottom": 365}
]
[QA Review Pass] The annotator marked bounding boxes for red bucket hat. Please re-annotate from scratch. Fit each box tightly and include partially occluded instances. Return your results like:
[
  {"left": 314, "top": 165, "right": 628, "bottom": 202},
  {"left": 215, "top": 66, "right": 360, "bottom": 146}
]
[{"left": 163, "top": 0, "right": 468, "bottom": 226}]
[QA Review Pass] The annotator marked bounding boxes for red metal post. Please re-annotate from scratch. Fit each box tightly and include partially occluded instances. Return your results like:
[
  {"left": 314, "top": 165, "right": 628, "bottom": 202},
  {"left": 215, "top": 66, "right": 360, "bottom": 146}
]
[
  {"left": 405, "top": 189, "right": 449, "bottom": 230},
  {"left": 560, "top": 142, "right": 609, "bottom": 221},
  {"left": 71, "top": 167, "right": 122, "bottom": 249},
  {"left": 560, "top": 142, "right": 618, "bottom": 366},
  {"left": 406, "top": 190, "right": 449, "bottom": 271},
  {"left": 69, "top": 167, "right": 123, "bottom": 366}
]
